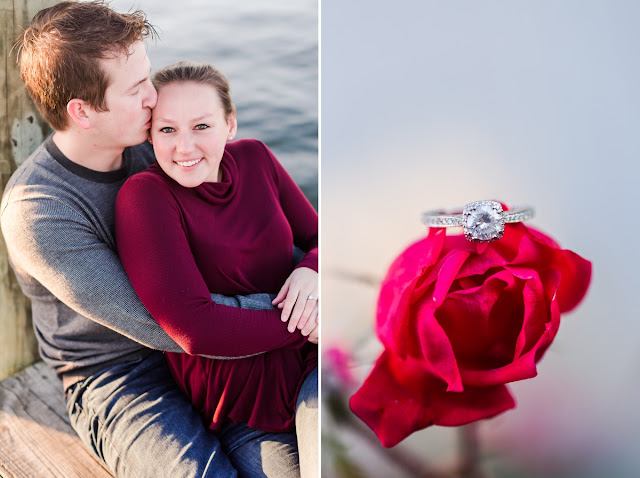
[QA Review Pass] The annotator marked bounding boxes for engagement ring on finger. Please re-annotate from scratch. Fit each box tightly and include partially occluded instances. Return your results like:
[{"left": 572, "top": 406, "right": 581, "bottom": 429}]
[
  {"left": 421, "top": 200, "right": 535, "bottom": 243},
  {"left": 307, "top": 295, "right": 318, "bottom": 301}
]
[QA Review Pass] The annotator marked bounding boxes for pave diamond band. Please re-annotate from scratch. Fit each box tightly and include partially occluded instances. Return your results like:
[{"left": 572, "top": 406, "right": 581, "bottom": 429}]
[{"left": 421, "top": 201, "right": 535, "bottom": 243}]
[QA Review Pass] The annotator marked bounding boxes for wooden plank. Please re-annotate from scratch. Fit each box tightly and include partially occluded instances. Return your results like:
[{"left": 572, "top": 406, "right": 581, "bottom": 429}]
[
  {"left": 0, "top": 362, "right": 113, "bottom": 478},
  {"left": 1, "top": 0, "right": 58, "bottom": 381},
  {"left": 8, "top": 362, "right": 70, "bottom": 425}
]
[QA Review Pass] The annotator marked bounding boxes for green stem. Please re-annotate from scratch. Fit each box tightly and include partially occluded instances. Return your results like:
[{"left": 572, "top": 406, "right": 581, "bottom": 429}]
[{"left": 457, "top": 423, "right": 488, "bottom": 478}]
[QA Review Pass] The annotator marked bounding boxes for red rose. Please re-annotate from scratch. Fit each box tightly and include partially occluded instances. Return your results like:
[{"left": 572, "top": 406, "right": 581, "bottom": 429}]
[{"left": 349, "top": 222, "right": 591, "bottom": 447}]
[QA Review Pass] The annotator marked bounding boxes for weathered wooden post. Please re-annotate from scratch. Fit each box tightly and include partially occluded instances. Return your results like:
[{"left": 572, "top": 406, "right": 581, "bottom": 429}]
[{"left": 1, "top": 0, "right": 59, "bottom": 381}]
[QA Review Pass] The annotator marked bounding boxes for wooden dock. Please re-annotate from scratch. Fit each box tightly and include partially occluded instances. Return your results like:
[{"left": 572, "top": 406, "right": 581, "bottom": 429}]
[{"left": 0, "top": 361, "right": 113, "bottom": 478}]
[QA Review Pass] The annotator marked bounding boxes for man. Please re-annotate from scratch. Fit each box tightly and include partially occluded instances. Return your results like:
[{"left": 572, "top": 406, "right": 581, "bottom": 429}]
[{"left": 1, "top": 2, "right": 316, "bottom": 477}]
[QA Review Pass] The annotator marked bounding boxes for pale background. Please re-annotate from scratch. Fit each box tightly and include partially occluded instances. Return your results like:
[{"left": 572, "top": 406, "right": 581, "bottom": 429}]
[{"left": 321, "top": 1, "right": 639, "bottom": 477}]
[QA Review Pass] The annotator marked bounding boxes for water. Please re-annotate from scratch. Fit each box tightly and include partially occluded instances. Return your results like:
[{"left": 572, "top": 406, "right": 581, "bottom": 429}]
[{"left": 109, "top": 0, "right": 318, "bottom": 207}]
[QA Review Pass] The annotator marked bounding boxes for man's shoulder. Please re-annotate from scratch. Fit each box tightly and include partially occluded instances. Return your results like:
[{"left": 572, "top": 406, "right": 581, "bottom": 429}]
[
  {"left": 122, "top": 162, "right": 167, "bottom": 187},
  {"left": 118, "top": 163, "right": 174, "bottom": 201},
  {"left": 0, "top": 141, "right": 72, "bottom": 250},
  {"left": 126, "top": 141, "right": 156, "bottom": 173},
  {"left": 1, "top": 138, "right": 63, "bottom": 208}
]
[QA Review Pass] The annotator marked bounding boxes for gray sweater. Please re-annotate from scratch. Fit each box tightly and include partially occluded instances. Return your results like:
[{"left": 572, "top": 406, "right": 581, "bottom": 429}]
[{"left": 1, "top": 136, "right": 271, "bottom": 389}]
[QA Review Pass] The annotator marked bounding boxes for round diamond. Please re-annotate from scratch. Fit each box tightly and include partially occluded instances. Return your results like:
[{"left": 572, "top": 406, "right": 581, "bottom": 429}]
[{"left": 463, "top": 201, "right": 505, "bottom": 242}]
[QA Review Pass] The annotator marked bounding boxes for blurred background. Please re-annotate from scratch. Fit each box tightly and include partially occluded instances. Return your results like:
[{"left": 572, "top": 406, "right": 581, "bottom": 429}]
[
  {"left": 109, "top": 0, "right": 318, "bottom": 207},
  {"left": 321, "top": 1, "right": 640, "bottom": 477}
]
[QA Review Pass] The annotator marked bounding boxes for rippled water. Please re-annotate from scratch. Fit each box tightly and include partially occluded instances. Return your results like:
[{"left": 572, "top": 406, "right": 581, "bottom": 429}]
[{"left": 109, "top": 0, "right": 318, "bottom": 206}]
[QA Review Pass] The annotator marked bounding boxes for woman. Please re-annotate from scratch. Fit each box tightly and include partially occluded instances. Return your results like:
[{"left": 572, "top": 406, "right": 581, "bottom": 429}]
[{"left": 115, "top": 61, "right": 318, "bottom": 478}]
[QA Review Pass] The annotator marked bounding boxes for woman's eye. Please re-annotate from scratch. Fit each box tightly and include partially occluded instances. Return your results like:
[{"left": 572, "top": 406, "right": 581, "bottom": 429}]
[
  {"left": 194, "top": 124, "right": 210, "bottom": 130},
  {"left": 159, "top": 127, "right": 175, "bottom": 133}
]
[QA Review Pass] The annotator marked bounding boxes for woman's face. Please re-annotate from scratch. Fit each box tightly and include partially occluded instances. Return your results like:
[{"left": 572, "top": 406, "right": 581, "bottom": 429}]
[{"left": 150, "top": 81, "right": 237, "bottom": 188}]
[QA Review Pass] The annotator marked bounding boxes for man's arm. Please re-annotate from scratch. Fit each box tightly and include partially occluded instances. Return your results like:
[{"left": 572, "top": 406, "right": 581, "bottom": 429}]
[{"left": 1, "top": 195, "right": 273, "bottom": 357}]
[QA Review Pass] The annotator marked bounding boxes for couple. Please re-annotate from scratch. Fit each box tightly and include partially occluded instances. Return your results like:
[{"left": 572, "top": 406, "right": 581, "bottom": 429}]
[{"left": 1, "top": 2, "right": 318, "bottom": 478}]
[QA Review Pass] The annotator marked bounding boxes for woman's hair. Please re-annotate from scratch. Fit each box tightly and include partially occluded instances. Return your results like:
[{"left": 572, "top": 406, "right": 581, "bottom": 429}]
[
  {"left": 152, "top": 62, "right": 235, "bottom": 120},
  {"left": 16, "top": 1, "right": 157, "bottom": 131}
]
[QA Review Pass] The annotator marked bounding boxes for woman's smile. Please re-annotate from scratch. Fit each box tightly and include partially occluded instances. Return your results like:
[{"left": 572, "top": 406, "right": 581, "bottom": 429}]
[
  {"left": 150, "top": 80, "right": 237, "bottom": 188},
  {"left": 175, "top": 158, "right": 203, "bottom": 167}
]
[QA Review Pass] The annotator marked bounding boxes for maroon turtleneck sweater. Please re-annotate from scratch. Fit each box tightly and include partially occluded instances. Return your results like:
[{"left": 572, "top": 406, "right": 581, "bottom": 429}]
[{"left": 115, "top": 139, "right": 317, "bottom": 432}]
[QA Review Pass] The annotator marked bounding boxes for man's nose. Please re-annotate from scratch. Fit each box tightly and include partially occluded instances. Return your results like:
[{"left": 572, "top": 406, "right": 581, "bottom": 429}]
[{"left": 143, "top": 80, "right": 158, "bottom": 109}]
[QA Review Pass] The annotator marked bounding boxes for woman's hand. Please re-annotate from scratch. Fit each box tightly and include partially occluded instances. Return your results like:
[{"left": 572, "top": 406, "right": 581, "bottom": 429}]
[
  {"left": 272, "top": 267, "right": 318, "bottom": 334},
  {"left": 307, "top": 321, "right": 319, "bottom": 344}
]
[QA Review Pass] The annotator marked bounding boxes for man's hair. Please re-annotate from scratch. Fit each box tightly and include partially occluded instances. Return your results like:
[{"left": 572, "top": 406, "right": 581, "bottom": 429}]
[
  {"left": 152, "top": 62, "right": 235, "bottom": 120},
  {"left": 16, "top": 1, "right": 157, "bottom": 131}
]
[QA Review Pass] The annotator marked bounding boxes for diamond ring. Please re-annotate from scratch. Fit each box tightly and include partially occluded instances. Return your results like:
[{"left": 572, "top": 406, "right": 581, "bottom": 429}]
[
  {"left": 307, "top": 294, "right": 318, "bottom": 301},
  {"left": 421, "top": 200, "right": 535, "bottom": 243}
]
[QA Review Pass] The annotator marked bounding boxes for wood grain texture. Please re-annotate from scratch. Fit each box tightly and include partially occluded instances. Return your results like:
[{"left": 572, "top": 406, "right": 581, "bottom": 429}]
[
  {"left": 0, "top": 1, "right": 57, "bottom": 381},
  {"left": 0, "top": 362, "right": 113, "bottom": 478}
]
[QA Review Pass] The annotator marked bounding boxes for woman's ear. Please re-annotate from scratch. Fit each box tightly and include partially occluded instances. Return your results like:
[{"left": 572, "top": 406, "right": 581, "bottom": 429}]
[
  {"left": 66, "top": 99, "right": 91, "bottom": 130},
  {"left": 227, "top": 111, "right": 238, "bottom": 140}
]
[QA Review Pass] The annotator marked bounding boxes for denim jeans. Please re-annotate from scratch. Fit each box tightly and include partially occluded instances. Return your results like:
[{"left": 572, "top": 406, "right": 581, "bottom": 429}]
[
  {"left": 295, "top": 366, "right": 318, "bottom": 478},
  {"left": 66, "top": 351, "right": 317, "bottom": 478}
]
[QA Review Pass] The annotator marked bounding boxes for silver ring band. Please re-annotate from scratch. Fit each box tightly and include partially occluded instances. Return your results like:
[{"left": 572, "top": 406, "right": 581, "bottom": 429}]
[
  {"left": 421, "top": 200, "right": 535, "bottom": 243},
  {"left": 307, "top": 295, "right": 318, "bottom": 301}
]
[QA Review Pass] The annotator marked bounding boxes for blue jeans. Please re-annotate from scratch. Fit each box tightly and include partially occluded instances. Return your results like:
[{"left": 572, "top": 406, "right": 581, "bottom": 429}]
[
  {"left": 66, "top": 351, "right": 317, "bottom": 478},
  {"left": 295, "top": 365, "right": 318, "bottom": 478}
]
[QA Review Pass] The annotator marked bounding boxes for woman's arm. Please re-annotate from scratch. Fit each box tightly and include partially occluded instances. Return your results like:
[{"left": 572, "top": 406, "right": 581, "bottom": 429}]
[
  {"left": 261, "top": 142, "right": 320, "bottom": 335},
  {"left": 114, "top": 174, "right": 309, "bottom": 357}
]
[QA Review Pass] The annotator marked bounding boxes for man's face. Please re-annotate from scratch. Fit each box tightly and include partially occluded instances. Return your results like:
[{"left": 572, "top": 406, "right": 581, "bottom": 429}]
[{"left": 92, "top": 41, "right": 157, "bottom": 149}]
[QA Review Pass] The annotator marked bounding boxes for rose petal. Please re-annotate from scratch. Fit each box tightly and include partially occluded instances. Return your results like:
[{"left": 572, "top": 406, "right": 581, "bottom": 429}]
[
  {"left": 495, "top": 222, "right": 528, "bottom": 252},
  {"left": 378, "top": 250, "right": 471, "bottom": 391},
  {"left": 413, "top": 297, "right": 462, "bottom": 392},
  {"left": 533, "top": 292, "right": 562, "bottom": 363},
  {"left": 429, "top": 250, "right": 471, "bottom": 308},
  {"left": 410, "top": 250, "right": 471, "bottom": 390},
  {"left": 436, "top": 270, "right": 521, "bottom": 370},
  {"left": 552, "top": 250, "right": 592, "bottom": 313},
  {"left": 350, "top": 352, "right": 440, "bottom": 448},
  {"left": 376, "top": 229, "right": 446, "bottom": 342},
  {"left": 460, "top": 281, "right": 561, "bottom": 387},
  {"left": 379, "top": 274, "right": 423, "bottom": 353},
  {"left": 523, "top": 223, "right": 561, "bottom": 248},
  {"left": 513, "top": 275, "right": 549, "bottom": 358},
  {"left": 508, "top": 226, "right": 592, "bottom": 312},
  {"left": 457, "top": 246, "right": 509, "bottom": 279},
  {"left": 410, "top": 249, "right": 466, "bottom": 302},
  {"left": 434, "top": 384, "right": 516, "bottom": 428},
  {"left": 350, "top": 351, "right": 516, "bottom": 447}
]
